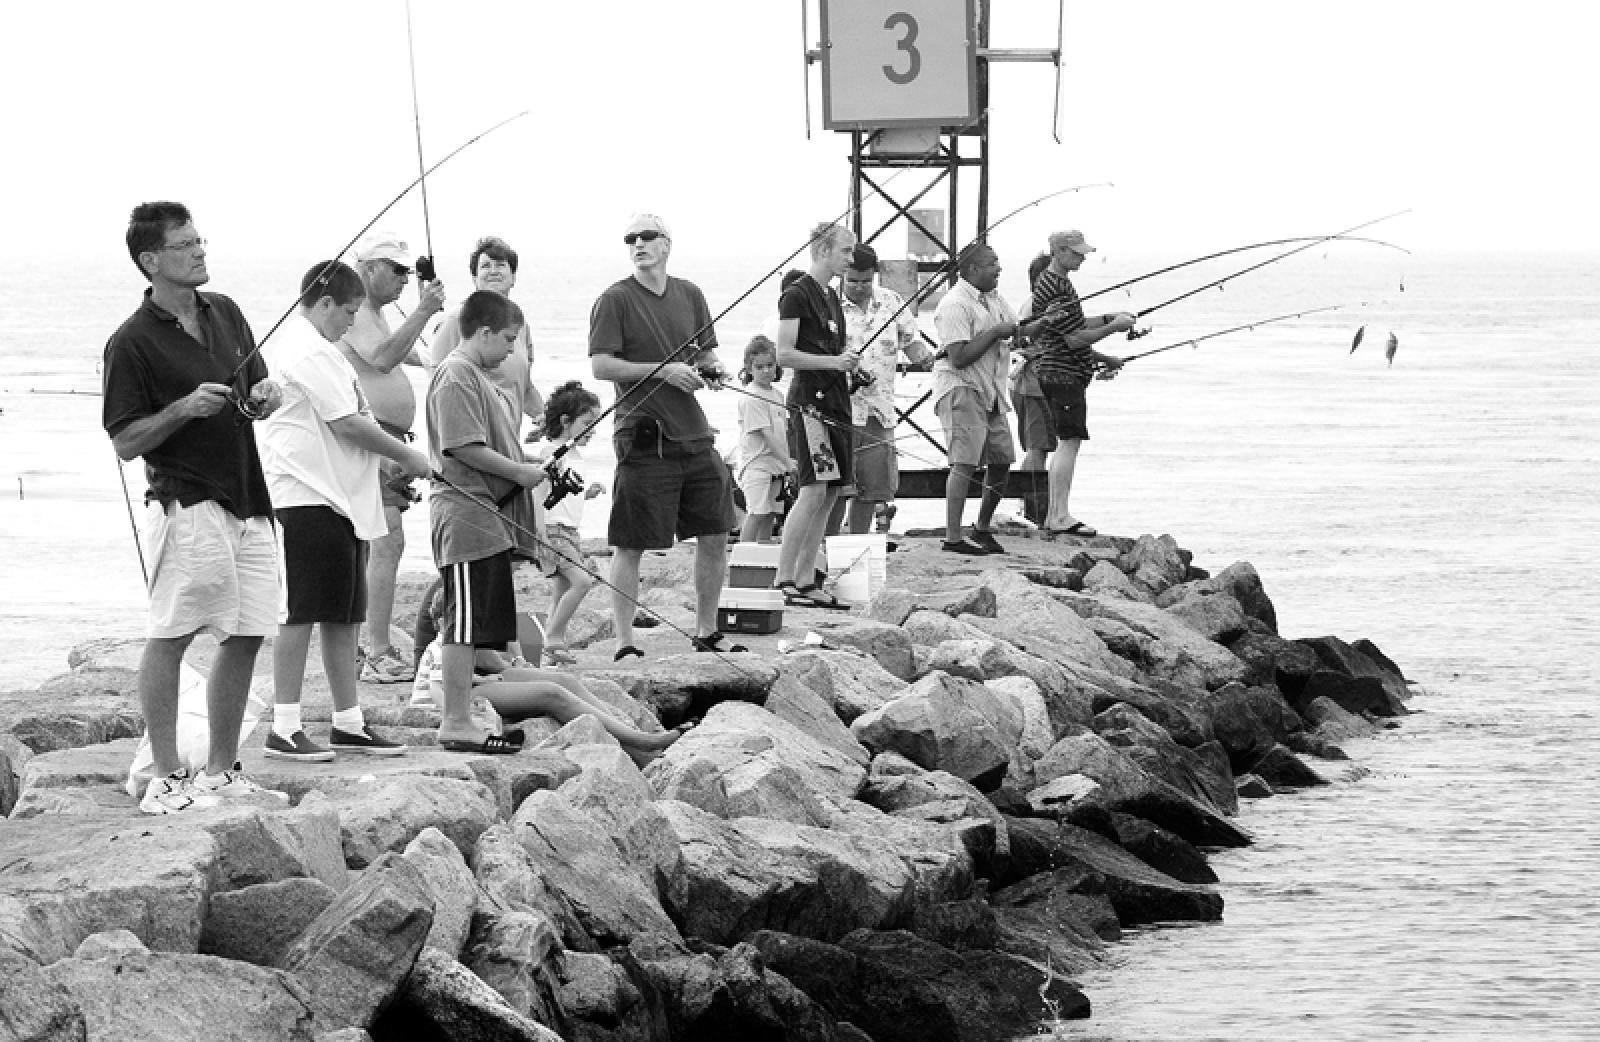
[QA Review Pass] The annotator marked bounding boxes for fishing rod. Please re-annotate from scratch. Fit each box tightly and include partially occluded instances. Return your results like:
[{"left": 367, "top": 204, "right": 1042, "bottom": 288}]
[
  {"left": 14, "top": 388, "right": 101, "bottom": 397},
  {"left": 114, "top": 449, "right": 148, "bottom": 585},
  {"left": 405, "top": 0, "right": 437, "bottom": 284},
  {"left": 845, "top": 182, "right": 1117, "bottom": 367},
  {"left": 1119, "top": 210, "right": 1411, "bottom": 338},
  {"left": 1078, "top": 235, "right": 1410, "bottom": 307},
  {"left": 223, "top": 110, "right": 530, "bottom": 394},
  {"left": 428, "top": 470, "right": 768, "bottom": 679},
  {"left": 1116, "top": 305, "right": 1345, "bottom": 364},
  {"left": 548, "top": 118, "right": 987, "bottom": 475}
]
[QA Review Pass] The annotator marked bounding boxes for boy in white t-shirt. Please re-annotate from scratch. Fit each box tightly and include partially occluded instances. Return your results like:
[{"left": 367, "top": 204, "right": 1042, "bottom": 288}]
[{"left": 258, "top": 261, "right": 433, "bottom": 761}]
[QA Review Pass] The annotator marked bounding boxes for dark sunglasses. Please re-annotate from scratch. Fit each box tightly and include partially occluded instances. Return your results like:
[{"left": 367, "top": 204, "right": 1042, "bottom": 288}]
[
  {"left": 623, "top": 230, "right": 664, "bottom": 246},
  {"left": 386, "top": 261, "right": 412, "bottom": 276}
]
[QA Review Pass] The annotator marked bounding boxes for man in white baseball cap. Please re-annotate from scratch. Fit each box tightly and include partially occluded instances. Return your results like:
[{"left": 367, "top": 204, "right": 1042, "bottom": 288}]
[{"left": 338, "top": 230, "right": 447, "bottom": 682}]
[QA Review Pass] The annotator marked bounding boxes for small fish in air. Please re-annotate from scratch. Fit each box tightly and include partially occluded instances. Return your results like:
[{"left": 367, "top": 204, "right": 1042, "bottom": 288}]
[
  {"left": 1385, "top": 332, "right": 1399, "bottom": 366},
  {"left": 1349, "top": 325, "right": 1366, "bottom": 354}
]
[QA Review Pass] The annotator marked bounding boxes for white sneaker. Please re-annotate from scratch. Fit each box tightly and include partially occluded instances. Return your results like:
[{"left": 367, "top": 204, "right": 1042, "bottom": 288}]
[
  {"left": 139, "top": 769, "right": 220, "bottom": 815},
  {"left": 193, "top": 763, "right": 289, "bottom": 803}
]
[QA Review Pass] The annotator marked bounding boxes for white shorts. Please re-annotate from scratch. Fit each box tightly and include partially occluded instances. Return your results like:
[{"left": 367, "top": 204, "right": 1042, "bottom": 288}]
[
  {"left": 739, "top": 466, "right": 786, "bottom": 515},
  {"left": 144, "top": 500, "right": 278, "bottom": 640}
]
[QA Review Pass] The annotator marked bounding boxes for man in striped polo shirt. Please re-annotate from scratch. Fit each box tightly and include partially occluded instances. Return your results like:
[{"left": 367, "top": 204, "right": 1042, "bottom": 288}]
[{"left": 1030, "top": 229, "right": 1135, "bottom": 537}]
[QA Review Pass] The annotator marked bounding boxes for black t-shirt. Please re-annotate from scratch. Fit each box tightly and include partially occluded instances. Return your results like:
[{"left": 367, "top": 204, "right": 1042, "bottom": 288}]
[
  {"left": 101, "top": 290, "right": 272, "bottom": 519},
  {"left": 587, "top": 276, "right": 717, "bottom": 443},
  {"left": 778, "top": 274, "right": 850, "bottom": 420}
]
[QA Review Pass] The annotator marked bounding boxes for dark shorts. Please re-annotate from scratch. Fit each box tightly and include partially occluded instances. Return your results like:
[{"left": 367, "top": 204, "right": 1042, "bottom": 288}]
[
  {"left": 851, "top": 418, "right": 897, "bottom": 501},
  {"left": 790, "top": 410, "right": 854, "bottom": 488},
  {"left": 609, "top": 428, "right": 735, "bottom": 550},
  {"left": 276, "top": 505, "right": 368, "bottom": 625},
  {"left": 1011, "top": 390, "right": 1059, "bottom": 453},
  {"left": 438, "top": 550, "right": 517, "bottom": 648},
  {"left": 1039, "top": 378, "right": 1091, "bottom": 442}
]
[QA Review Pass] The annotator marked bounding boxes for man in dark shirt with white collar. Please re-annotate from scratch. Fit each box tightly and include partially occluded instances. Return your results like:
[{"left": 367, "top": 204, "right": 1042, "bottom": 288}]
[{"left": 102, "top": 200, "right": 286, "bottom": 814}]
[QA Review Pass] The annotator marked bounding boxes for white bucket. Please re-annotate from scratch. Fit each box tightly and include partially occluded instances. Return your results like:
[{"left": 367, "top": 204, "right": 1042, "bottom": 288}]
[
  {"left": 825, "top": 533, "right": 887, "bottom": 601},
  {"left": 834, "top": 569, "right": 872, "bottom": 606}
]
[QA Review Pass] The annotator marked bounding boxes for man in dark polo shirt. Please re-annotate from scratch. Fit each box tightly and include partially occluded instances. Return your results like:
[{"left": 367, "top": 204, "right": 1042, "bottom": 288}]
[
  {"left": 102, "top": 200, "right": 287, "bottom": 814},
  {"left": 589, "top": 213, "right": 738, "bottom": 659}
]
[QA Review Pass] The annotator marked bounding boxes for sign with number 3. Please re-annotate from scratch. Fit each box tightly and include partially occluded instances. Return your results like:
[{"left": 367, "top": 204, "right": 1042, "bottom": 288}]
[{"left": 821, "top": 0, "right": 977, "bottom": 129}]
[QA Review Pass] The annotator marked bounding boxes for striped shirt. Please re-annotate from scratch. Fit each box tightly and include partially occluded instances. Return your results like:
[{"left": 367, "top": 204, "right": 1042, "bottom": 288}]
[{"left": 1031, "top": 268, "right": 1093, "bottom": 385}]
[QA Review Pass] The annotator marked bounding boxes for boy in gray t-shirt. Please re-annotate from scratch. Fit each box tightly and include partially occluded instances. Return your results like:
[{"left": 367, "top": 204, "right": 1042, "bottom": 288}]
[{"left": 425, "top": 290, "right": 548, "bottom": 754}]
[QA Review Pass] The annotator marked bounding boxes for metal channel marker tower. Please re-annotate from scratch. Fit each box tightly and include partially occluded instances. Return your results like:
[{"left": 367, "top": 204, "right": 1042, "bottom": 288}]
[
  {"left": 801, "top": 0, "right": 1065, "bottom": 499},
  {"left": 804, "top": 0, "right": 1064, "bottom": 292}
]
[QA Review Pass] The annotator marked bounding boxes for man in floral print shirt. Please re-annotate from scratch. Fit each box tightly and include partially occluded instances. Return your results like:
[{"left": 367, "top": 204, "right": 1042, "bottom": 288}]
[{"left": 837, "top": 244, "right": 932, "bottom": 534}]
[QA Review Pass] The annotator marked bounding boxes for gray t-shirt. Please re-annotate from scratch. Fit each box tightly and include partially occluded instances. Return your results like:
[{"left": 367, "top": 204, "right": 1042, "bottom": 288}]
[{"left": 426, "top": 352, "right": 541, "bottom": 567}]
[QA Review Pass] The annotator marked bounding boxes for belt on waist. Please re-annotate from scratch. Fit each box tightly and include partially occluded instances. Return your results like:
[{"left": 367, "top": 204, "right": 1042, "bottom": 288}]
[{"left": 378, "top": 421, "right": 414, "bottom": 442}]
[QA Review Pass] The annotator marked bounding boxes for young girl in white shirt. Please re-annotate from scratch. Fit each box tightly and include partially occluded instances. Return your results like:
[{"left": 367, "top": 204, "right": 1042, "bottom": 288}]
[
  {"left": 530, "top": 381, "right": 606, "bottom": 665},
  {"left": 736, "top": 335, "right": 794, "bottom": 543}
]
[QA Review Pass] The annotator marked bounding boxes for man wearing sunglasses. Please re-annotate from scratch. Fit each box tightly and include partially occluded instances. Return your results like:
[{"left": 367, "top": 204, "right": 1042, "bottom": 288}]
[
  {"left": 338, "top": 231, "right": 446, "bottom": 683},
  {"left": 590, "top": 213, "right": 738, "bottom": 659},
  {"left": 102, "top": 200, "right": 286, "bottom": 814}
]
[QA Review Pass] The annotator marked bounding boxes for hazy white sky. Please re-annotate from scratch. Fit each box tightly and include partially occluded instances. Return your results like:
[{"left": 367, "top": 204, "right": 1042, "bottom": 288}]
[{"left": 8, "top": 1, "right": 1595, "bottom": 269}]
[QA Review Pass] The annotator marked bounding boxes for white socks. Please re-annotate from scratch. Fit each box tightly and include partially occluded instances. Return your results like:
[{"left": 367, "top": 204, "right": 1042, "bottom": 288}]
[{"left": 272, "top": 704, "right": 302, "bottom": 740}]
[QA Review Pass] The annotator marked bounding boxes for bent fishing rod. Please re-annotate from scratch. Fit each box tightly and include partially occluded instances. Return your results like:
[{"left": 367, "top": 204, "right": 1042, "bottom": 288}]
[
  {"left": 1078, "top": 234, "right": 1411, "bottom": 308},
  {"left": 847, "top": 182, "right": 1118, "bottom": 357},
  {"left": 1118, "top": 210, "right": 1411, "bottom": 339},
  {"left": 550, "top": 115, "right": 993, "bottom": 472},
  {"left": 222, "top": 110, "right": 530, "bottom": 396},
  {"left": 429, "top": 471, "right": 769, "bottom": 681},
  {"left": 1115, "top": 305, "right": 1345, "bottom": 365}
]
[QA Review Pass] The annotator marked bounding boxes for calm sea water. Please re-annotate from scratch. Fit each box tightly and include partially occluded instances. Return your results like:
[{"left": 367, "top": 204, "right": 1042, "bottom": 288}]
[{"left": 2, "top": 249, "right": 1596, "bottom": 1038}]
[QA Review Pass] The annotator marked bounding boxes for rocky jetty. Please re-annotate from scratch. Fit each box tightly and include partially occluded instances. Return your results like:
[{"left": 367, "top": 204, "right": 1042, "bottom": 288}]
[{"left": 0, "top": 527, "right": 1411, "bottom": 1042}]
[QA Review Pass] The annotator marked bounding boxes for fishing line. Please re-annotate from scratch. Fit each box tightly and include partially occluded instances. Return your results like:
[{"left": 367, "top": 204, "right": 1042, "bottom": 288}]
[
  {"left": 1117, "top": 305, "right": 1345, "bottom": 364},
  {"left": 1077, "top": 234, "right": 1411, "bottom": 308},
  {"left": 114, "top": 448, "right": 149, "bottom": 586},
  {"left": 223, "top": 110, "right": 530, "bottom": 391},
  {"left": 405, "top": 0, "right": 437, "bottom": 278},
  {"left": 1118, "top": 210, "right": 1411, "bottom": 338},
  {"left": 841, "top": 182, "right": 1116, "bottom": 370},
  {"left": 555, "top": 114, "right": 991, "bottom": 470},
  {"left": 427, "top": 471, "right": 768, "bottom": 681}
]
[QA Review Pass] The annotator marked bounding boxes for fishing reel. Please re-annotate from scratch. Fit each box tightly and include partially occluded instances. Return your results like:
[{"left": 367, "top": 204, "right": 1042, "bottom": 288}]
[
  {"left": 414, "top": 255, "right": 436, "bottom": 283},
  {"left": 542, "top": 460, "right": 585, "bottom": 510},
  {"left": 696, "top": 363, "right": 730, "bottom": 388},
  {"left": 848, "top": 367, "right": 876, "bottom": 394},
  {"left": 1126, "top": 326, "right": 1151, "bottom": 340}
]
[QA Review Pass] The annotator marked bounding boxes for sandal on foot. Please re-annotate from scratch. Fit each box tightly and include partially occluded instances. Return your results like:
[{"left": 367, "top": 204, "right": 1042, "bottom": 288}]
[
  {"left": 792, "top": 584, "right": 852, "bottom": 610},
  {"left": 691, "top": 631, "right": 748, "bottom": 654},
  {"left": 440, "top": 731, "right": 523, "bottom": 755},
  {"left": 614, "top": 645, "right": 644, "bottom": 662},
  {"left": 632, "top": 612, "right": 660, "bottom": 629},
  {"left": 778, "top": 581, "right": 807, "bottom": 606}
]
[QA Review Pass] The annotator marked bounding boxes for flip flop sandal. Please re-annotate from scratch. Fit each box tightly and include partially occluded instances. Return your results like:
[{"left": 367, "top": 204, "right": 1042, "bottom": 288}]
[
  {"left": 614, "top": 645, "right": 645, "bottom": 662},
  {"left": 542, "top": 644, "right": 578, "bottom": 667},
  {"left": 632, "top": 612, "right": 661, "bottom": 629},
  {"left": 778, "top": 581, "right": 808, "bottom": 606},
  {"left": 691, "top": 631, "right": 748, "bottom": 653},
  {"left": 440, "top": 731, "right": 523, "bottom": 755},
  {"left": 794, "top": 584, "right": 852, "bottom": 610}
]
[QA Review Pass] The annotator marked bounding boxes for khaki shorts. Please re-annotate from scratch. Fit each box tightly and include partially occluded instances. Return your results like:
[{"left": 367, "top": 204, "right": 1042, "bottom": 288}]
[
  {"left": 144, "top": 500, "right": 278, "bottom": 640},
  {"left": 934, "top": 387, "right": 1017, "bottom": 469}
]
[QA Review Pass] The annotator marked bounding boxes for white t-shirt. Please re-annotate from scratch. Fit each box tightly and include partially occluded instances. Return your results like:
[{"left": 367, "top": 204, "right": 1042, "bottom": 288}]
[
  {"left": 259, "top": 315, "right": 386, "bottom": 540},
  {"left": 530, "top": 443, "right": 589, "bottom": 529}
]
